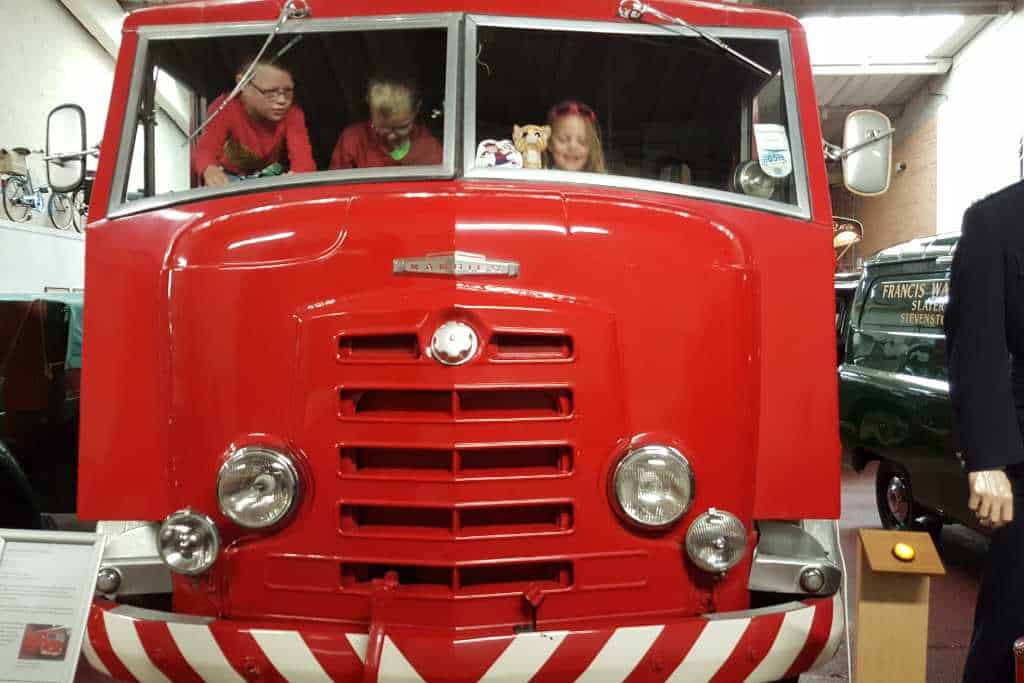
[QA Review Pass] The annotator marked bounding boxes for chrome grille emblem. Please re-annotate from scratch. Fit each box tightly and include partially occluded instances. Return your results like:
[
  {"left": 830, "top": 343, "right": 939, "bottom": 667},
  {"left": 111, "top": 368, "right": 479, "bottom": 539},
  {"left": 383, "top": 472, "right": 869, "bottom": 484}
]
[
  {"left": 393, "top": 251, "right": 519, "bottom": 277},
  {"left": 430, "top": 322, "right": 478, "bottom": 366}
]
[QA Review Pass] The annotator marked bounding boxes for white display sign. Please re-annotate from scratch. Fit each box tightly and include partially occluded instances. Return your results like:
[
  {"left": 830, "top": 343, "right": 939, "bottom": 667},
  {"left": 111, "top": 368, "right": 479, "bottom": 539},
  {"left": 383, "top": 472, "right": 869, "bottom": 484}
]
[
  {"left": 0, "top": 530, "right": 105, "bottom": 683},
  {"left": 754, "top": 123, "right": 794, "bottom": 178}
]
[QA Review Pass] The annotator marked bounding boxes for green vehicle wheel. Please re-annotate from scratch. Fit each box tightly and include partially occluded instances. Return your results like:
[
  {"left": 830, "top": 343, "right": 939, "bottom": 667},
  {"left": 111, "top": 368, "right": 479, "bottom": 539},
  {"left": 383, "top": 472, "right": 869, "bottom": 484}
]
[{"left": 875, "top": 461, "right": 917, "bottom": 530}]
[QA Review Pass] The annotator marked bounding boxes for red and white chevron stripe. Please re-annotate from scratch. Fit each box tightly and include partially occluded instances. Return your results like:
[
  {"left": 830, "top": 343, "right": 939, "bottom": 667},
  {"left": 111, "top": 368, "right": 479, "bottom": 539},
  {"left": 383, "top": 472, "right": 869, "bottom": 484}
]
[{"left": 84, "top": 593, "right": 843, "bottom": 682}]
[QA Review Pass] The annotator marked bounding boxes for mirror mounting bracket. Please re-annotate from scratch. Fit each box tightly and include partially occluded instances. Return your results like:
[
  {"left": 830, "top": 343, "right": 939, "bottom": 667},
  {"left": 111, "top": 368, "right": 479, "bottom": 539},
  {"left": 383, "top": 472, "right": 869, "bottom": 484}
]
[{"left": 823, "top": 128, "right": 896, "bottom": 162}]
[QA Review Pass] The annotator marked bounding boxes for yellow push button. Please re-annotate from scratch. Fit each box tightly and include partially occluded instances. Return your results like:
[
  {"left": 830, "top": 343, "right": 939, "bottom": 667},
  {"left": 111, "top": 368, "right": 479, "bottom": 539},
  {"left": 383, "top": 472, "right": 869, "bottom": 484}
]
[{"left": 892, "top": 542, "right": 916, "bottom": 562}]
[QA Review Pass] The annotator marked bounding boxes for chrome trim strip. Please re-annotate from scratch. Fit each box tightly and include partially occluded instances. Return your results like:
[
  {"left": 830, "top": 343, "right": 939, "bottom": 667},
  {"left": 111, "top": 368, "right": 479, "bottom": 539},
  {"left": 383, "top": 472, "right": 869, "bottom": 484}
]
[
  {"left": 110, "top": 14, "right": 461, "bottom": 218},
  {"left": 108, "top": 34, "right": 150, "bottom": 216},
  {"left": 463, "top": 15, "right": 810, "bottom": 219},
  {"left": 838, "top": 364, "right": 950, "bottom": 394},
  {"left": 109, "top": 605, "right": 214, "bottom": 625},
  {"left": 703, "top": 600, "right": 810, "bottom": 620},
  {"left": 135, "top": 13, "right": 463, "bottom": 38}
]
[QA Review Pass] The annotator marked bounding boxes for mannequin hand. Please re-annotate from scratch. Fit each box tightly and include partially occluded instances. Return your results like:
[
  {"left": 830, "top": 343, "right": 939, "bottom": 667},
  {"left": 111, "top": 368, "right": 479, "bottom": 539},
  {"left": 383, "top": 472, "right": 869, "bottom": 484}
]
[
  {"left": 203, "top": 165, "right": 230, "bottom": 187},
  {"left": 968, "top": 470, "right": 1014, "bottom": 528}
]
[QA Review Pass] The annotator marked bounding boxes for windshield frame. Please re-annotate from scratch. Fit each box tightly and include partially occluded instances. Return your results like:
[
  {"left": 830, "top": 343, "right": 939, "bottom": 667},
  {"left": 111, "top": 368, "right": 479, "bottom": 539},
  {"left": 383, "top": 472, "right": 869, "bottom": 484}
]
[
  {"left": 463, "top": 15, "right": 811, "bottom": 220},
  {"left": 107, "top": 13, "right": 462, "bottom": 219}
]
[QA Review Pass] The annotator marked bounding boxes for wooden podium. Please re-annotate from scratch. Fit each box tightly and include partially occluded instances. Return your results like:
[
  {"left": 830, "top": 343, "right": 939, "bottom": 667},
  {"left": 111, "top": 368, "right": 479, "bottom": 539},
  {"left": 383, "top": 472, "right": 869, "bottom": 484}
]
[{"left": 855, "top": 529, "right": 945, "bottom": 682}]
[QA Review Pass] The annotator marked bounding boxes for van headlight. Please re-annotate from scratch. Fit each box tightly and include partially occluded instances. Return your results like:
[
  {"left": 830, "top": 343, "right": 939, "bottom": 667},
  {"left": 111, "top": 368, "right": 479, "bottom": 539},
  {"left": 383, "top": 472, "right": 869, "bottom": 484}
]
[
  {"left": 612, "top": 445, "right": 694, "bottom": 528},
  {"left": 158, "top": 509, "right": 220, "bottom": 575},
  {"left": 217, "top": 445, "right": 300, "bottom": 529},
  {"left": 685, "top": 508, "right": 748, "bottom": 573}
]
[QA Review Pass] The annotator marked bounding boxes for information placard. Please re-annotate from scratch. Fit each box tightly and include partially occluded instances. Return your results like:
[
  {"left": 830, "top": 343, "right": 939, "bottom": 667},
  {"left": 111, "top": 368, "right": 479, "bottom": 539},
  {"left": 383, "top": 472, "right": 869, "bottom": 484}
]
[{"left": 0, "top": 529, "right": 105, "bottom": 683}]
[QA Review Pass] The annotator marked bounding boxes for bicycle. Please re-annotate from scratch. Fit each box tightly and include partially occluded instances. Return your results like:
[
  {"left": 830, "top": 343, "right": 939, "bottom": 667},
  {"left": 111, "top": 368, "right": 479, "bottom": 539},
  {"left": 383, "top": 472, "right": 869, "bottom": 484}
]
[
  {"left": 1, "top": 148, "right": 77, "bottom": 230},
  {"left": 69, "top": 170, "right": 95, "bottom": 234}
]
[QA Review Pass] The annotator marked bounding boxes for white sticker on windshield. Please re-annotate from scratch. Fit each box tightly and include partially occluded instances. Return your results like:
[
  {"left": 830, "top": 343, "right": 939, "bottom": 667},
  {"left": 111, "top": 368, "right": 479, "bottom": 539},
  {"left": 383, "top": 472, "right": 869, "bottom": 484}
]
[{"left": 754, "top": 124, "right": 793, "bottom": 179}]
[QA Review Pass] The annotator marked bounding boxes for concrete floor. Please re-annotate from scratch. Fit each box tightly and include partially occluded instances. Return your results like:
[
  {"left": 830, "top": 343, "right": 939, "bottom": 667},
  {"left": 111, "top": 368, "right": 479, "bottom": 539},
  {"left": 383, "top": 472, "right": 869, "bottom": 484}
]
[{"left": 73, "top": 462, "right": 989, "bottom": 682}]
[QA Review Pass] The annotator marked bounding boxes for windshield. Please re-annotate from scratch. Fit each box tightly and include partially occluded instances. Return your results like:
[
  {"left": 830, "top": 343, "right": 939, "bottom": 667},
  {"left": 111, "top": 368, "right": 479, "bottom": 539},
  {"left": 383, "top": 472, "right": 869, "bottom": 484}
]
[
  {"left": 468, "top": 19, "right": 804, "bottom": 210},
  {"left": 112, "top": 16, "right": 805, "bottom": 215},
  {"left": 116, "top": 19, "right": 454, "bottom": 204}
]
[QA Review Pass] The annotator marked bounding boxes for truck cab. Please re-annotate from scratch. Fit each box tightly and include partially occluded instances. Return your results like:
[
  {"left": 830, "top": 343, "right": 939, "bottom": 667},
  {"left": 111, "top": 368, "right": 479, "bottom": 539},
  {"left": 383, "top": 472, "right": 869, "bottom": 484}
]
[{"left": 58, "top": 1, "right": 878, "bottom": 680}]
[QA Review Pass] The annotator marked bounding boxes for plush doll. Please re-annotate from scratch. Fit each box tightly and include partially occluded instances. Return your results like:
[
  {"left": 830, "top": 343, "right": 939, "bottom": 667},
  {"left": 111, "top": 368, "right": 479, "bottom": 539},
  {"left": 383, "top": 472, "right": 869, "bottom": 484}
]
[
  {"left": 475, "top": 139, "right": 523, "bottom": 168},
  {"left": 513, "top": 124, "right": 551, "bottom": 170}
]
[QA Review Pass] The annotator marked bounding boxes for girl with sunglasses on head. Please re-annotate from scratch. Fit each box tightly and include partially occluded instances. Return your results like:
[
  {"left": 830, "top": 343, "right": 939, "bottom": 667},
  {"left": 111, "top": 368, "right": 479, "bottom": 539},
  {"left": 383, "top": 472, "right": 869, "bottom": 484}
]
[
  {"left": 330, "top": 76, "right": 442, "bottom": 169},
  {"left": 545, "top": 100, "right": 607, "bottom": 174},
  {"left": 193, "top": 57, "right": 316, "bottom": 188}
]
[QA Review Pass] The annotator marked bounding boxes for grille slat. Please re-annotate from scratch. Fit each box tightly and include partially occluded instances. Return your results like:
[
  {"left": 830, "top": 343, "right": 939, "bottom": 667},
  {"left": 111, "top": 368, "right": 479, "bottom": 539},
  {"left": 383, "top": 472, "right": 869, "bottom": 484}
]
[
  {"left": 339, "top": 444, "right": 573, "bottom": 480},
  {"left": 338, "top": 387, "right": 573, "bottom": 422},
  {"left": 489, "top": 333, "right": 574, "bottom": 361},
  {"left": 340, "top": 502, "right": 573, "bottom": 539},
  {"left": 338, "top": 560, "right": 574, "bottom": 596}
]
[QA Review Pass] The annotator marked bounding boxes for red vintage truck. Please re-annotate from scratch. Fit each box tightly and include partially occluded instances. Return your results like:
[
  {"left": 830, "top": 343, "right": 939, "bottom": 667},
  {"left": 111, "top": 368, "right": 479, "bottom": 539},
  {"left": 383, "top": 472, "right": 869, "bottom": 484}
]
[{"left": 51, "top": 0, "right": 891, "bottom": 679}]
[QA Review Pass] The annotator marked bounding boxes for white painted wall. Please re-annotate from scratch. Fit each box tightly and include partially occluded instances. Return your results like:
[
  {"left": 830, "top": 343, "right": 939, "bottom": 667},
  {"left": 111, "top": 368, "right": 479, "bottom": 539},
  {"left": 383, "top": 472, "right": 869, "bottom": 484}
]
[
  {"left": 937, "top": 8, "right": 1024, "bottom": 232},
  {"left": 0, "top": 222, "right": 84, "bottom": 293},
  {"left": 0, "top": 0, "right": 187, "bottom": 292}
]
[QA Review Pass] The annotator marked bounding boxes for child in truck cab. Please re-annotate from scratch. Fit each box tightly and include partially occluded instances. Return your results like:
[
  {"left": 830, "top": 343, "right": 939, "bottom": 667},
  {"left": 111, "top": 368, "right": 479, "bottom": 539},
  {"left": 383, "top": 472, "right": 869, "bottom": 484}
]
[
  {"left": 545, "top": 100, "right": 607, "bottom": 173},
  {"left": 329, "top": 75, "right": 443, "bottom": 169},
  {"left": 193, "top": 58, "right": 316, "bottom": 187}
]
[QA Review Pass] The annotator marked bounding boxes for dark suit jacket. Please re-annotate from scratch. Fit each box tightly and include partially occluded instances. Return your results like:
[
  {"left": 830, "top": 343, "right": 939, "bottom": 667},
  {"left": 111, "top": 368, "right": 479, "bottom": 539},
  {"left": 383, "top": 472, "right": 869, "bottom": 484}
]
[{"left": 946, "top": 180, "right": 1024, "bottom": 472}]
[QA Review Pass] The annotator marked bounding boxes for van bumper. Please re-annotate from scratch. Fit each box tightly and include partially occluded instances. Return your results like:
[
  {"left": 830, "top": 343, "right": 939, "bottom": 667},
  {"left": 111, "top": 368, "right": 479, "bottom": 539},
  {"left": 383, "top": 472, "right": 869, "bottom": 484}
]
[{"left": 84, "top": 593, "right": 843, "bottom": 682}]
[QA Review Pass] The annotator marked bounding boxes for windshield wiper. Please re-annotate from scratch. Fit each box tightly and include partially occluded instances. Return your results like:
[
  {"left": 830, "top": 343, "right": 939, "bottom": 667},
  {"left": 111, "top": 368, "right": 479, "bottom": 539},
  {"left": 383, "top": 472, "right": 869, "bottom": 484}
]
[
  {"left": 617, "top": 0, "right": 773, "bottom": 80},
  {"left": 186, "top": 0, "right": 311, "bottom": 145}
]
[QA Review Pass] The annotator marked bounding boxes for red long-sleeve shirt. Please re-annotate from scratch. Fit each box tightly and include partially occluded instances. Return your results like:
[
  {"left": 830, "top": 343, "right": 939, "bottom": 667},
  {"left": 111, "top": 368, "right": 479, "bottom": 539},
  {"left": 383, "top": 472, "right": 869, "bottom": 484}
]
[
  {"left": 192, "top": 95, "right": 316, "bottom": 176},
  {"left": 329, "top": 122, "right": 442, "bottom": 170}
]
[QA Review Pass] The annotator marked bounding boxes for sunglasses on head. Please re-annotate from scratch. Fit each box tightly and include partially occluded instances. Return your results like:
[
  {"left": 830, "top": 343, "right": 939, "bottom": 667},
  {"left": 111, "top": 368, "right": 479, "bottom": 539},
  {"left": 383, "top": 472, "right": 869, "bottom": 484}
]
[{"left": 548, "top": 101, "right": 597, "bottom": 124}]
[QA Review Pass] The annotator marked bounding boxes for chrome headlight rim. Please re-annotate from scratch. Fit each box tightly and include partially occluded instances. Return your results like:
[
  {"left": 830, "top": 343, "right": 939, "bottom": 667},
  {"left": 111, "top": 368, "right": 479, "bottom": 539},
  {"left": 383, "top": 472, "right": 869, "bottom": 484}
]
[
  {"left": 685, "top": 507, "right": 749, "bottom": 574},
  {"left": 611, "top": 444, "right": 696, "bottom": 531},
  {"left": 217, "top": 444, "right": 301, "bottom": 530},
  {"left": 157, "top": 509, "right": 220, "bottom": 576}
]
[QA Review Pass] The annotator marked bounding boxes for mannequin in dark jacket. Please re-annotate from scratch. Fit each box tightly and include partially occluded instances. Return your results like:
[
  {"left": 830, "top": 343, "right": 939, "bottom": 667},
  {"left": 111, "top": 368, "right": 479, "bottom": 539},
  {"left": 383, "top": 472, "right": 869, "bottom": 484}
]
[{"left": 946, "top": 180, "right": 1024, "bottom": 683}]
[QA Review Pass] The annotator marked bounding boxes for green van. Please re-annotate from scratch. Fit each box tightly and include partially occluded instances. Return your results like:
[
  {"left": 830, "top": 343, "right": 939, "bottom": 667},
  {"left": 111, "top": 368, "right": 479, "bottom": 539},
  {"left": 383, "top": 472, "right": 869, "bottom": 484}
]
[{"left": 838, "top": 233, "right": 970, "bottom": 534}]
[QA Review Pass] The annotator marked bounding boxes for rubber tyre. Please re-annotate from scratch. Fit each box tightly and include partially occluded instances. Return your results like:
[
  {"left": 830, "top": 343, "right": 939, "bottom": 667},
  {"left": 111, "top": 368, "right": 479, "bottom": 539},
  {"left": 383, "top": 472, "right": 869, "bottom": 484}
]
[
  {"left": 0, "top": 440, "right": 42, "bottom": 529},
  {"left": 71, "top": 187, "right": 86, "bottom": 232},
  {"left": 2, "top": 175, "right": 31, "bottom": 222},
  {"left": 48, "top": 191, "right": 74, "bottom": 230},
  {"left": 875, "top": 460, "right": 918, "bottom": 530}
]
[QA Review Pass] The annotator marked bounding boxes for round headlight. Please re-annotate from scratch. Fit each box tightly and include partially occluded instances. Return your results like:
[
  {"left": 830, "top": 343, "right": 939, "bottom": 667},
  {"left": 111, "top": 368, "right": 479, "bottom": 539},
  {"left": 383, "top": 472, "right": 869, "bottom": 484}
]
[
  {"left": 612, "top": 445, "right": 694, "bottom": 528},
  {"left": 685, "top": 508, "right": 748, "bottom": 573},
  {"left": 158, "top": 509, "right": 220, "bottom": 575},
  {"left": 217, "top": 445, "right": 300, "bottom": 529},
  {"left": 732, "top": 160, "right": 777, "bottom": 199}
]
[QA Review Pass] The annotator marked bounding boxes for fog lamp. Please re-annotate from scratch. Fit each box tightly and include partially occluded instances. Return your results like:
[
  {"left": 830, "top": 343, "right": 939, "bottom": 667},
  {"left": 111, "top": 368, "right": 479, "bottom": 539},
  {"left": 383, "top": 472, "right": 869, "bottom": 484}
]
[
  {"left": 732, "top": 160, "right": 777, "bottom": 199},
  {"left": 217, "top": 445, "right": 300, "bottom": 529},
  {"left": 612, "top": 445, "right": 694, "bottom": 528},
  {"left": 685, "top": 508, "right": 747, "bottom": 573},
  {"left": 158, "top": 509, "right": 220, "bottom": 575}
]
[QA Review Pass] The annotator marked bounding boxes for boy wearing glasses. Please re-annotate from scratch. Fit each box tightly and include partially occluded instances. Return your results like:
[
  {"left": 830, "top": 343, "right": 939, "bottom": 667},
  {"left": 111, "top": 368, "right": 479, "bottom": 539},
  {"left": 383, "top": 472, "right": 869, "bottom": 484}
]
[
  {"left": 193, "top": 59, "right": 316, "bottom": 187},
  {"left": 329, "top": 76, "right": 442, "bottom": 169}
]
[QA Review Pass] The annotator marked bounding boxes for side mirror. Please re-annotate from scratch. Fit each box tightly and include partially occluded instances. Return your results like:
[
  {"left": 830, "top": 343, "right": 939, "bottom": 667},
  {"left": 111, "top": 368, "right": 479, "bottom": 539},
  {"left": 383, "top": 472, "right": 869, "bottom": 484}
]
[
  {"left": 842, "top": 110, "right": 893, "bottom": 196},
  {"left": 46, "top": 104, "right": 87, "bottom": 194}
]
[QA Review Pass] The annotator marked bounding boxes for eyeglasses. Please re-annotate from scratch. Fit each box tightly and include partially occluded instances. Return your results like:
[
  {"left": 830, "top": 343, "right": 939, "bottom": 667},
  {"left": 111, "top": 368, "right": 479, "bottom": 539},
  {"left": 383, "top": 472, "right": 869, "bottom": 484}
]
[
  {"left": 371, "top": 120, "right": 415, "bottom": 137},
  {"left": 248, "top": 82, "right": 295, "bottom": 101},
  {"left": 548, "top": 101, "right": 597, "bottom": 124}
]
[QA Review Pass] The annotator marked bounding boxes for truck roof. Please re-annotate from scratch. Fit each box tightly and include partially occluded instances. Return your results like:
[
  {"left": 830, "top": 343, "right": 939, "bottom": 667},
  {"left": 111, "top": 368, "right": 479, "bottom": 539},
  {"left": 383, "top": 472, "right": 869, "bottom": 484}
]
[
  {"left": 864, "top": 232, "right": 959, "bottom": 268},
  {"left": 123, "top": 0, "right": 802, "bottom": 32}
]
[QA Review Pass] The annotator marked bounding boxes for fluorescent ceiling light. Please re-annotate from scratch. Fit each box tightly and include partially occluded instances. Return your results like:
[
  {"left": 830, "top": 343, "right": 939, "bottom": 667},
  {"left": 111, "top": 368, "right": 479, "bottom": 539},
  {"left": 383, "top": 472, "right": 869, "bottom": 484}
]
[{"left": 802, "top": 15, "right": 965, "bottom": 65}]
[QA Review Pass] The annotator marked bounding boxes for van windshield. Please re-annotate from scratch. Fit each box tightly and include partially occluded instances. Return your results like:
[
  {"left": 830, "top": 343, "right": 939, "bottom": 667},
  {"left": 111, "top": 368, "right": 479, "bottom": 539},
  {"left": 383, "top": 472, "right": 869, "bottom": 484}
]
[{"left": 114, "top": 16, "right": 804, "bottom": 214}]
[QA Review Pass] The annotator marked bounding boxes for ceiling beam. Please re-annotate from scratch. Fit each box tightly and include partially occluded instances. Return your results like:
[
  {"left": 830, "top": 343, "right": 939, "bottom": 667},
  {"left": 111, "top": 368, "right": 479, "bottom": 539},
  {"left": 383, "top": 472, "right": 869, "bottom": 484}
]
[{"left": 812, "top": 59, "right": 953, "bottom": 76}]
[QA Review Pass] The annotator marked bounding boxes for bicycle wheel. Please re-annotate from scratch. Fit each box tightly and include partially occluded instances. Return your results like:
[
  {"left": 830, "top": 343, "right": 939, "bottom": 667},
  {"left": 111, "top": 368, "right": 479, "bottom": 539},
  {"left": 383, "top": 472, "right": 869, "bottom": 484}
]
[
  {"left": 71, "top": 188, "right": 87, "bottom": 233},
  {"left": 48, "top": 191, "right": 74, "bottom": 230},
  {"left": 2, "top": 176, "right": 31, "bottom": 223}
]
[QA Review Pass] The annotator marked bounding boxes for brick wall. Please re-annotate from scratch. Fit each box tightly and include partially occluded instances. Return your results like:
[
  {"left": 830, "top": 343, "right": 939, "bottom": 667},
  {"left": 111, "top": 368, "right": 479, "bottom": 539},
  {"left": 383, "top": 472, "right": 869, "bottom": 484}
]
[{"left": 832, "top": 115, "right": 938, "bottom": 266}]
